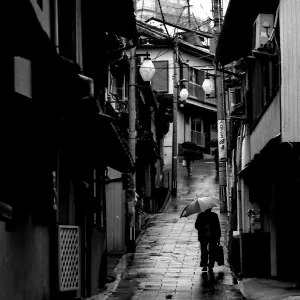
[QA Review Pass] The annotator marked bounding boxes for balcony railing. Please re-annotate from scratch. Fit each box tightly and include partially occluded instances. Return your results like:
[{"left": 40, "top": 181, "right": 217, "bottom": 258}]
[
  {"left": 205, "top": 96, "right": 217, "bottom": 106},
  {"left": 187, "top": 82, "right": 205, "bottom": 101},
  {"left": 191, "top": 131, "right": 206, "bottom": 148},
  {"left": 187, "top": 82, "right": 217, "bottom": 107}
]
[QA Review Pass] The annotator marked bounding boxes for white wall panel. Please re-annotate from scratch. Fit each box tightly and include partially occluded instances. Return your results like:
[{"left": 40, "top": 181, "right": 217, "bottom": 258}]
[{"left": 280, "top": 0, "right": 300, "bottom": 142}]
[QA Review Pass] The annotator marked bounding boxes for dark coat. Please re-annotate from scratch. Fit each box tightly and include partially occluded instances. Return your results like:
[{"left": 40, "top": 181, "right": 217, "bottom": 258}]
[
  {"left": 183, "top": 149, "right": 196, "bottom": 162},
  {"left": 195, "top": 211, "right": 221, "bottom": 241}
]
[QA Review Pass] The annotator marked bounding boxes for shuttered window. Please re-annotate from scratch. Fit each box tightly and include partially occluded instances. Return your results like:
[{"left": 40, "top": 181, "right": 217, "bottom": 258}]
[{"left": 152, "top": 61, "right": 168, "bottom": 92}]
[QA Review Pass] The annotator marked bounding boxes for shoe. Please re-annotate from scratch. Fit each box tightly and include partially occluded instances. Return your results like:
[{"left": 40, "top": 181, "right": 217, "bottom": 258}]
[
  {"left": 202, "top": 266, "right": 208, "bottom": 272},
  {"left": 188, "top": 173, "right": 192, "bottom": 176}
]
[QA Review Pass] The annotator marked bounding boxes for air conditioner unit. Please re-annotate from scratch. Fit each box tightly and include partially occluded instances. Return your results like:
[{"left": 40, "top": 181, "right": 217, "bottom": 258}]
[{"left": 252, "top": 14, "right": 274, "bottom": 50}]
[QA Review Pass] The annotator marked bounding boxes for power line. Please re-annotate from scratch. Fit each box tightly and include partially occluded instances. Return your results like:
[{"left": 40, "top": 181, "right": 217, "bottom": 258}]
[
  {"left": 139, "top": 64, "right": 214, "bottom": 70},
  {"left": 199, "top": 3, "right": 211, "bottom": 20},
  {"left": 140, "top": 0, "right": 145, "bottom": 21},
  {"left": 156, "top": 0, "right": 172, "bottom": 42},
  {"left": 152, "top": 49, "right": 172, "bottom": 61}
]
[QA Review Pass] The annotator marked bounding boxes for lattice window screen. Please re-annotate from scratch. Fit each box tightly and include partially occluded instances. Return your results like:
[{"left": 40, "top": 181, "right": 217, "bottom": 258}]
[{"left": 58, "top": 225, "right": 80, "bottom": 291}]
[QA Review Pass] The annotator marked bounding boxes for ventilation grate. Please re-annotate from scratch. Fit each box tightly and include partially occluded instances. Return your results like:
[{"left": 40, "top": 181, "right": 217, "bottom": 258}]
[{"left": 58, "top": 225, "right": 80, "bottom": 291}]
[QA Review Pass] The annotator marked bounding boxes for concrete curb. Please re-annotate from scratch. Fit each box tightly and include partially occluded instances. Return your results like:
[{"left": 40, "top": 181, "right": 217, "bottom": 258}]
[
  {"left": 236, "top": 278, "right": 300, "bottom": 300},
  {"left": 158, "top": 184, "right": 172, "bottom": 213}
]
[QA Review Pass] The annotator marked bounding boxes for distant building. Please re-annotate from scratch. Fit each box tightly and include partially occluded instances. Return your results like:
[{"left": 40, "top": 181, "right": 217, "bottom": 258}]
[
  {"left": 136, "top": 0, "right": 206, "bottom": 30},
  {"left": 136, "top": 20, "right": 217, "bottom": 169}
]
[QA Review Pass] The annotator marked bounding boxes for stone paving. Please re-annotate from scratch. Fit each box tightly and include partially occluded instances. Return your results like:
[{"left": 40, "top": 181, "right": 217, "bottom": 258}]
[{"left": 94, "top": 159, "right": 244, "bottom": 300}]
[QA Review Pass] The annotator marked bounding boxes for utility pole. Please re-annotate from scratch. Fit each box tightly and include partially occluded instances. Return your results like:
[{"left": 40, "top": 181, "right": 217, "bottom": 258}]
[
  {"left": 187, "top": 0, "right": 191, "bottom": 28},
  {"left": 128, "top": 47, "right": 137, "bottom": 250},
  {"left": 212, "top": 0, "right": 227, "bottom": 212},
  {"left": 171, "top": 35, "right": 179, "bottom": 195}
]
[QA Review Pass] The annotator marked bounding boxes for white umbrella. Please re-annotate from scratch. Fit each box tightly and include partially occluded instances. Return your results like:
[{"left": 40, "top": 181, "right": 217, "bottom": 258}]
[{"left": 180, "top": 196, "right": 221, "bottom": 218}]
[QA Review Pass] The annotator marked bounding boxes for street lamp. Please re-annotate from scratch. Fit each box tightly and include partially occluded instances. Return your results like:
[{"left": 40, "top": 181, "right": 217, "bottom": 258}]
[
  {"left": 179, "top": 79, "right": 189, "bottom": 107},
  {"left": 202, "top": 73, "right": 214, "bottom": 95},
  {"left": 179, "top": 85, "right": 189, "bottom": 101},
  {"left": 139, "top": 55, "right": 155, "bottom": 82},
  {"left": 128, "top": 50, "right": 155, "bottom": 251}
]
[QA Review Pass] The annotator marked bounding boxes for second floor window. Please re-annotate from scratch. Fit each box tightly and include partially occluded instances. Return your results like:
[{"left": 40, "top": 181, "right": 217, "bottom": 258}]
[
  {"left": 189, "top": 68, "right": 199, "bottom": 84},
  {"left": 181, "top": 64, "right": 205, "bottom": 100},
  {"left": 248, "top": 56, "right": 280, "bottom": 123}
]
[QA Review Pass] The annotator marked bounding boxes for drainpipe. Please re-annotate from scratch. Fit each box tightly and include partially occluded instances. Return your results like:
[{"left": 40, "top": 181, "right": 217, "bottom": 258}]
[
  {"left": 237, "top": 177, "right": 244, "bottom": 276},
  {"left": 171, "top": 35, "right": 179, "bottom": 195},
  {"left": 78, "top": 74, "right": 94, "bottom": 98},
  {"left": 237, "top": 124, "right": 244, "bottom": 276},
  {"left": 50, "top": 1, "right": 60, "bottom": 297}
]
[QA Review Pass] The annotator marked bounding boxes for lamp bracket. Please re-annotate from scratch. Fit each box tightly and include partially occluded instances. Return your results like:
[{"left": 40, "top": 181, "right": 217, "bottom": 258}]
[
  {"left": 135, "top": 53, "right": 150, "bottom": 58},
  {"left": 226, "top": 115, "right": 247, "bottom": 120}
]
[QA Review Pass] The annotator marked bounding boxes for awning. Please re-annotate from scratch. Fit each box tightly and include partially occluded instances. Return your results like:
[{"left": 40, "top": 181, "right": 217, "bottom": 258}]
[
  {"left": 214, "top": 0, "right": 279, "bottom": 65},
  {"left": 186, "top": 99, "right": 217, "bottom": 112}
]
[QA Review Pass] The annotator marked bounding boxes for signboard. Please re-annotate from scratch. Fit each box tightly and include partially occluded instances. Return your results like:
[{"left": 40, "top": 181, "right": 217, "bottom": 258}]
[{"left": 218, "top": 120, "right": 227, "bottom": 161}]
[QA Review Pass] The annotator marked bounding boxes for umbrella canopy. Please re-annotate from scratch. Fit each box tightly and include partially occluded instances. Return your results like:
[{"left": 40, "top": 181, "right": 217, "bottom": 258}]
[
  {"left": 209, "top": 139, "right": 218, "bottom": 148},
  {"left": 180, "top": 196, "right": 221, "bottom": 218},
  {"left": 181, "top": 142, "right": 203, "bottom": 160},
  {"left": 181, "top": 141, "right": 201, "bottom": 151}
]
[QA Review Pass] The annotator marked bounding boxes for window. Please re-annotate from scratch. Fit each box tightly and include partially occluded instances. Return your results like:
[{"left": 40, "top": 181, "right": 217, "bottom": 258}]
[
  {"left": 181, "top": 64, "right": 205, "bottom": 100},
  {"left": 248, "top": 20, "right": 280, "bottom": 125},
  {"left": 189, "top": 68, "right": 198, "bottom": 84},
  {"left": 191, "top": 118, "right": 203, "bottom": 132},
  {"left": 152, "top": 61, "right": 168, "bottom": 92},
  {"left": 249, "top": 56, "right": 279, "bottom": 123}
]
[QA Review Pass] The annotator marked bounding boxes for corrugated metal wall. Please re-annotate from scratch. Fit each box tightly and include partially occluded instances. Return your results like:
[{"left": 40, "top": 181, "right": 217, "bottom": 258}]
[
  {"left": 106, "top": 168, "right": 126, "bottom": 254},
  {"left": 250, "top": 92, "right": 281, "bottom": 159},
  {"left": 280, "top": 0, "right": 300, "bottom": 142}
]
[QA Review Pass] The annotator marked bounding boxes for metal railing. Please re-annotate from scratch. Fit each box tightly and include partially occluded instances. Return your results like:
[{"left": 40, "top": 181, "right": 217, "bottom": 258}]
[{"left": 187, "top": 82, "right": 205, "bottom": 101}]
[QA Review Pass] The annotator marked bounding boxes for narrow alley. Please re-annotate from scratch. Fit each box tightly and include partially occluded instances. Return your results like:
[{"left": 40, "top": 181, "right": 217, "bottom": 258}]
[{"left": 99, "top": 158, "right": 244, "bottom": 300}]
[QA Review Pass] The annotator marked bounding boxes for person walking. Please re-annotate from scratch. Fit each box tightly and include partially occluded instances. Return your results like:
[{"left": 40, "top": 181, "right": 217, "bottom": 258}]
[
  {"left": 183, "top": 149, "right": 194, "bottom": 176},
  {"left": 195, "top": 208, "right": 221, "bottom": 272}
]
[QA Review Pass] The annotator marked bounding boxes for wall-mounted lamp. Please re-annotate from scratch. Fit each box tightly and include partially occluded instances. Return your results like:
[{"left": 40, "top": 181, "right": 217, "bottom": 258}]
[{"left": 139, "top": 53, "right": 155, "bottom": 82}]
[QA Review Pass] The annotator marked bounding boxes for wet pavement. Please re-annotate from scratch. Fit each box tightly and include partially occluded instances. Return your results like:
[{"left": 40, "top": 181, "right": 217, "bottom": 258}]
[{"left": 103, "top": 159, "right": 244, "bottom": 300}]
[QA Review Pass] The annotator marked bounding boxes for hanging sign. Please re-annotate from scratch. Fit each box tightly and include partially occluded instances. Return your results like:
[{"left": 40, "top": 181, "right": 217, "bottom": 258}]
[{"left": 218, "top": 120, "right": 227, "bottom": 161}]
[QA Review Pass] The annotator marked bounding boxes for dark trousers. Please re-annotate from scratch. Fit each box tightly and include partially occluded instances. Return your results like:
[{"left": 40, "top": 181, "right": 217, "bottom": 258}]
[
  {"left": 186, "top": 159, "right": 192, "bottom": 174},
  {"left": 200, "top": 238, "right": 218, "bottom": 268}
]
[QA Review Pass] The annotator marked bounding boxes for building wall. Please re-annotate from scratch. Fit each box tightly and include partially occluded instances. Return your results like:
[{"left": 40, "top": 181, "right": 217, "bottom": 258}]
[
  {"left": 106, "top": 168, "right": 126, "bottom": 254},
  {"left": 1, "top": 4, "right": 53, "bottom": 299},
  {"left": 0, "top": 219, "right": 51, "bottom": 300},
  {"left": 14, "top": 57, "right": 32, "bottom": 99},
  {"left": 280, "top": 0, "right": 300, "bottom": 142},
  {"left": 249, "top": 91, "right": 280, "bottom": 160},
  {"left": 30, "top": 0, "right": 51, "bottom": 36}
]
